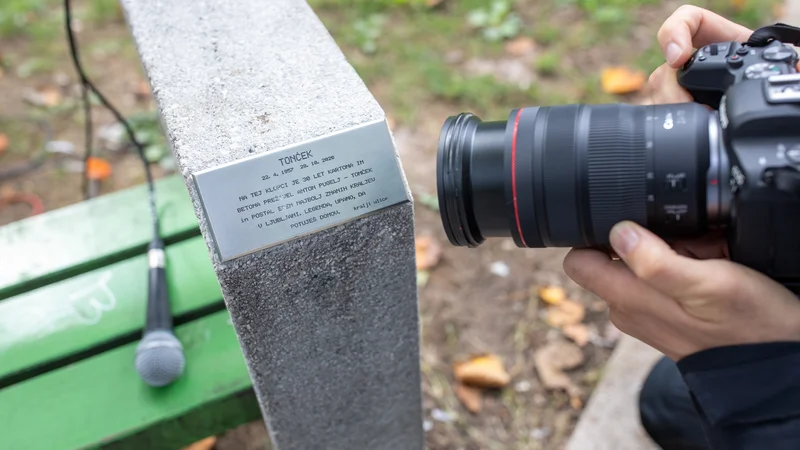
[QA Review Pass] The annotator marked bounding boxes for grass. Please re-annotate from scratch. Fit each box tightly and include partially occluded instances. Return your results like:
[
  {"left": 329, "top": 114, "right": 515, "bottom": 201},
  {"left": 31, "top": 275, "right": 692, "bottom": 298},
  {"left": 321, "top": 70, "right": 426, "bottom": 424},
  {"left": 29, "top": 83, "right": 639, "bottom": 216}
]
[{"left": 535, "top": 52, "right": 560, "bottom": 77}]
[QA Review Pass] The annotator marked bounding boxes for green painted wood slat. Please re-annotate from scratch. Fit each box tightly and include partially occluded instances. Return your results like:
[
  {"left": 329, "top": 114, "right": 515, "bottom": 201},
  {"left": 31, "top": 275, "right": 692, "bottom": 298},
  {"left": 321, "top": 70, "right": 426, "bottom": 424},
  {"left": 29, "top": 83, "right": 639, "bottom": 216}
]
[
  {"left": 0, "top": 175, "right": 201, "bottom": 299},
  {"left": 0, "top": 310, "right": 258, "bottom": 450},
  {"left": 0, "top": 236, "right": 223, "bottom": 384}
]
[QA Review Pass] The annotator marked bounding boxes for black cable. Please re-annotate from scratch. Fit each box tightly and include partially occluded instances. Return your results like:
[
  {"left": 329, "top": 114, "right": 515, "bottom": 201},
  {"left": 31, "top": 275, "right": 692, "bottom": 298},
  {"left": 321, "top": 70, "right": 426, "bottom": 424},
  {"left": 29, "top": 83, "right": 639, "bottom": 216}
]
[
  {"left": 64, "top": 0, "right": 183, "bottom": 387},
  {"left": 63, "top": 1, "right": 93, "bottom": 200},
  {"left": 63, "top": 0, "right": 160, "bottom": 238}
]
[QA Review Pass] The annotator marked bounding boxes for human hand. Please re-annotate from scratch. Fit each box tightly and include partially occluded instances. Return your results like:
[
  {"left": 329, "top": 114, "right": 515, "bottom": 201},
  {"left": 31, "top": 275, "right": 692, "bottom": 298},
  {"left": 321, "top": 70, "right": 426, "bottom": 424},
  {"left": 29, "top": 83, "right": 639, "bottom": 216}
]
[
  {"left": 563, "top": 6, "right": 800, "bottom": 361},
  {"left": 563, "top": 221, "right": 800, "bottom": 361},
  {"left": 647, "top": 5, "right": 752, "bottom": 104}
]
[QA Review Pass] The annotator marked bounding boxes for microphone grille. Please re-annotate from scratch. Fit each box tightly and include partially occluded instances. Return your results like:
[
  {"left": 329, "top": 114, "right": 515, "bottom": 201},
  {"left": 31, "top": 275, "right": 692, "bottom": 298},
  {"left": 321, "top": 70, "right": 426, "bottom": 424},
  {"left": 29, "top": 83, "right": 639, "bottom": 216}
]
[{"left": 135, "top": 330, "right": 186, "bottom": 387}]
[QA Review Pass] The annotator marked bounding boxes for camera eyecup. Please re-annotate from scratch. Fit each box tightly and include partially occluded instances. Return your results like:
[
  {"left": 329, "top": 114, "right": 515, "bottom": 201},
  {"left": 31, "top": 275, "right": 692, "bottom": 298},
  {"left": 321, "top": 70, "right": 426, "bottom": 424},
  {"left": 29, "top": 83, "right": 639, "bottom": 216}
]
[{"left": 437, "top": 113, "right": 484, "bottom": 247}]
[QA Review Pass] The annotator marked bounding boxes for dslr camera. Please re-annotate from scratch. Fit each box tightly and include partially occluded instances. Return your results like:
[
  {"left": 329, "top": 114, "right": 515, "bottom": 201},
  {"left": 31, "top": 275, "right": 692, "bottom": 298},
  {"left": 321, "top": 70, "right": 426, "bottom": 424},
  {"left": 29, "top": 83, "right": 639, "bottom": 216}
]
[{"left": 436, "top": 24, "right": 800, "bottom": 292}]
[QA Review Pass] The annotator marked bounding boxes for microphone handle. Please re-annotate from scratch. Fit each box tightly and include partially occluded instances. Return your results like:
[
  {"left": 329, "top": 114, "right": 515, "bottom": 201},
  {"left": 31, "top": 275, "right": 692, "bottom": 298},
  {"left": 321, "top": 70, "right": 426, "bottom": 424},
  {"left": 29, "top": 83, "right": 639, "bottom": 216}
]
[{"left": 146, "top": 240, "right": 172, "bottom": 333}]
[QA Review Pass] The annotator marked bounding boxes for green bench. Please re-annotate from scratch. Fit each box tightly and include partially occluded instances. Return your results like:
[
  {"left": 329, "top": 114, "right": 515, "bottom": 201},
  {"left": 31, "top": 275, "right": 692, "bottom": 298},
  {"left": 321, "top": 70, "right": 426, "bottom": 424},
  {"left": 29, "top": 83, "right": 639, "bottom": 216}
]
[{"left": 0, "top": 175, "right": 262, "bottom": 449}]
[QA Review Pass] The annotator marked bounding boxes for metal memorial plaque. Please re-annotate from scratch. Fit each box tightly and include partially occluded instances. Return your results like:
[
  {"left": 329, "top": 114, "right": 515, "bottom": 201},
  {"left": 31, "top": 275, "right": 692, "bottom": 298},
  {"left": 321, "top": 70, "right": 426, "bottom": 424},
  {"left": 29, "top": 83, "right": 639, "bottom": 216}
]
[{"left": 192, "top": 119, "right": 410, "bottom": 261}]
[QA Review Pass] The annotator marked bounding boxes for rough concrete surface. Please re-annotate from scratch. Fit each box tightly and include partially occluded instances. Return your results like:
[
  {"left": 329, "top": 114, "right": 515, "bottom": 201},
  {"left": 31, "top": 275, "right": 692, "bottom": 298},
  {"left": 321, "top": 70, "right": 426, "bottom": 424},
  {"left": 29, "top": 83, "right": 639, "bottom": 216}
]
[
  {"left": 566, "top": 335, "right": 662, "bottom": 450},
  {"left": 119, "top": 1, "right": 423, "bottom": 449}
]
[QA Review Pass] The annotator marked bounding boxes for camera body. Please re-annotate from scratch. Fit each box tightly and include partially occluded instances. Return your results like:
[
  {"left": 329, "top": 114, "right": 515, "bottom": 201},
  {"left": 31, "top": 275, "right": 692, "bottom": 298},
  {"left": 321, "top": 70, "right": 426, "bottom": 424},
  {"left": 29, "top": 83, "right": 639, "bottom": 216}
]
[{"left": 679, "top": 39, "right": 800, "bottom": 290}]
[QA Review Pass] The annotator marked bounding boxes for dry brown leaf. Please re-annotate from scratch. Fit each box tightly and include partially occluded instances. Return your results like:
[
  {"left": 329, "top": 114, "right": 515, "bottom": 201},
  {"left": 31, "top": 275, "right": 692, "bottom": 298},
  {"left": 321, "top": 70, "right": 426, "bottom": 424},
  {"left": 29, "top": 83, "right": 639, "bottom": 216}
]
[
  {"left": 534, "top": 340, "right": 584, "bottom": 396},
  {"left": 134, "top": 80, "right": 151, "bottom": 101},
  {"left": 0, "top": 133, "right": 8, "bottom": 155},
  {"left": 415, "top": 235, "right": 442, "bottom": 270},
  {"left": 0, "top": 185, "right": 15, "bottom": 200},
  {"left": 546, "top": 299, "right": 585, "bottom": 328},
  {"left": 601, "top": 66, "right": 645, "bottom": 95},
  {"left": 454, "top": 354, "right": 511, "bottom": 389},
  {"left": 570, "top": 395, "right": 583, "bottom": 410},
  {"left": 455, "top": 383, "right": 483, "bottom": 413},
  {"left": 562, "top": 323, "right": 590, "bottom": 347},
  {"left": 504, "top": 37, "right": 536, "bottom": 57},
  {"left": 39, "top": 86, "right": 62, "bottom": 107},
  {"left": 538, "top": 285, "right": 565, "bottom": 305},
  {"left": 731, "top": 0, "right": 746, "bottom": 11},
  {"left": 181, "top": 436, "right": 217, "bottom": 450},
  {"left": 86, "top": 157, "right": 113, "bottom": 180}
]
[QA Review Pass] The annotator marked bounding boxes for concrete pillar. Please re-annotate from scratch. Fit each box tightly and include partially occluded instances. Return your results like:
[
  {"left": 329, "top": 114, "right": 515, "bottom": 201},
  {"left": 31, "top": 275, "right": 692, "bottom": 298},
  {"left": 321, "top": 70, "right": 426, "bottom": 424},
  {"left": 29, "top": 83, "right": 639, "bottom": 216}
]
[{"left": 119, "top": 1, "right": 424, "bottom": 448}]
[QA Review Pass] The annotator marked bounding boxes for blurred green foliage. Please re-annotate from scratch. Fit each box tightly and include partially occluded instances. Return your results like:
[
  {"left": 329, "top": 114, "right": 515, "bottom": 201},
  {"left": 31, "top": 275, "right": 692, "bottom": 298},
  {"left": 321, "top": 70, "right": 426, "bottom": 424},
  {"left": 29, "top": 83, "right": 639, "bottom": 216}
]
[
  {"left": 1, "top": 0, "right": 785, "bottom": 128},
  {"left": 318, "top": 0, "right": 779, "bottom": 123},
  {"left": 0, "top": 0, "right": 58, "bottom": 40},
  {"left": 466, "top": 0, "right": 522, "bottom": 42}
]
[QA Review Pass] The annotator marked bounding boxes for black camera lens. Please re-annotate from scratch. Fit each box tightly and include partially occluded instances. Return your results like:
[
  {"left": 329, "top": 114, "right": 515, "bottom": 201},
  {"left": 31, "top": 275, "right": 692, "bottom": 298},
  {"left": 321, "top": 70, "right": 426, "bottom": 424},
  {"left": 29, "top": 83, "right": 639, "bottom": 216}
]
[{"left": 437, "top": 102, "right": 728, "bottom": 249}]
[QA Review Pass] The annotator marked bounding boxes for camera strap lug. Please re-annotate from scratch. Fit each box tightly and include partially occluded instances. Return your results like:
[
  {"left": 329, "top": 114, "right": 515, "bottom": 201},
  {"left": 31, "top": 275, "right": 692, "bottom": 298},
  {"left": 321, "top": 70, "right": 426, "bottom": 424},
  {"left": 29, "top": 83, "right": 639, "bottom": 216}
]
[{"left": 747, "top": 23, "right": 800, "bottom": 47}]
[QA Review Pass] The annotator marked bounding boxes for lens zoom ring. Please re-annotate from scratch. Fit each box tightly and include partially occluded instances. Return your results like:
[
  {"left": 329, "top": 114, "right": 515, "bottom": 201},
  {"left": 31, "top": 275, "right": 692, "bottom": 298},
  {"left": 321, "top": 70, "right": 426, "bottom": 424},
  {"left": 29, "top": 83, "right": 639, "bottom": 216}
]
[
  {"left": 587, "top": 105, "right": 646, "bottom": 243},
  {"left": 542, "top": 105, "right": 581, "bottom": 246}
]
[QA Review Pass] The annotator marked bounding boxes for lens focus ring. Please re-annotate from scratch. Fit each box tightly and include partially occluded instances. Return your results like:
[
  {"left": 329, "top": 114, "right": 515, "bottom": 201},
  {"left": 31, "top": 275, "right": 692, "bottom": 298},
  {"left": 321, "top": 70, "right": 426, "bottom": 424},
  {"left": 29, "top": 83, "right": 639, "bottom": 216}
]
[{"left": 586, "top": 105, "right": 647, "bottom": 243}]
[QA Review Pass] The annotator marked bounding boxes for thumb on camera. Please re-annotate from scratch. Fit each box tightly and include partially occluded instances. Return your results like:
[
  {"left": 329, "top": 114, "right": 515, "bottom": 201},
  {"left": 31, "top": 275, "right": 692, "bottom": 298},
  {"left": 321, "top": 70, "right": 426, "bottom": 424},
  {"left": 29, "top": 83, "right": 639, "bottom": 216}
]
[{"left": 609, "top": 221, "right": 710, "bottom": 297}]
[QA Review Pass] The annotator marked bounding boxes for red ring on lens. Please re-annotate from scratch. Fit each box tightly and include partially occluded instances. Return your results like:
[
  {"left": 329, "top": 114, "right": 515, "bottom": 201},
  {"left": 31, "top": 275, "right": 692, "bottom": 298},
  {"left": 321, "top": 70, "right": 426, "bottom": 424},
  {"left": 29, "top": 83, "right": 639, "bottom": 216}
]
[{"left": 511, "top": 109, "right": 527, "bottom": 247}]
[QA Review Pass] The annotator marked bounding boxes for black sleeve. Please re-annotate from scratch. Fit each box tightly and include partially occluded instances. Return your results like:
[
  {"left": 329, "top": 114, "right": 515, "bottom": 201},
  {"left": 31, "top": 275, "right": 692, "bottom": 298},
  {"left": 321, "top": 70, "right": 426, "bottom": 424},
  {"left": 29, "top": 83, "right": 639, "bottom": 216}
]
[{"left": 676, "top": 342, "right": 800, "bottom": 449}]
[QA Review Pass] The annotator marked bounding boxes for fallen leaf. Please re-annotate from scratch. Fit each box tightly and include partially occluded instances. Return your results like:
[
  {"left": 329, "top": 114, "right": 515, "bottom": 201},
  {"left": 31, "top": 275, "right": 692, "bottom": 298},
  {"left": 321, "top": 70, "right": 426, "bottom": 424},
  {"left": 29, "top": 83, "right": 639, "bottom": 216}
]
[
  {"left": 417, "top": 270, "right": 430, "bottom": 287},
  {"left": 601, "top": 66, "right": 645, "bottom": 95},
  {"left": 455, "top": 383, "right": 483, "bottom": 413},
  {"left": 546, "top": 299, "right": 585, "bottom": 328},
  {"left": 39, "top": 86, "right": 62, "bottom": 107},
  {"left": 504, "top": 36, "right": 536, "bottom": 57},
  {"left": 134, "top": 80, "right": 151, "bottom": 101},
  {"left": 570, "top": 395, "right": 583, "bottom": 410},
  {"left": 454, "top": 354, "right": 511, "bottom": 389},
  {"left": 85, "top": 157, "right": 112, "bottom": 180},
  {"left": 732, "top": 0, "right": 746, "bottom": 11},
  {"left": 181, "top": 436, "right": 217, "bottom": 450},
  {"left": 0, "top": 185, "right": 15, "bottom": 199},
  {"left": 562, "top": 323, "right": 590, "bottom": 347},
  {"left": 23, "top": 86, "right": 62, "bottom": 108},
  {"left": 0, "top": 133, "right": 8, "bottom": 155},
  {"left": 538, "top": 285, "right": 565, "bottom": 305},
  {"left": 415, "top": 235, "right": 442, "bottom": 270},
  {"left": 534, "top": 340, "right": 584, "bottom": 396}
]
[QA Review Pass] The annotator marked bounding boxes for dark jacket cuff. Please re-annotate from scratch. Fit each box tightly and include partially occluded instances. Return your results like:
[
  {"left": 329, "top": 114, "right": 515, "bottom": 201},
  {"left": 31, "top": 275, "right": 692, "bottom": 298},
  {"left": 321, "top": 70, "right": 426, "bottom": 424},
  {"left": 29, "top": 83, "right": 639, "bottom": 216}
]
[{"left": 677, "top": 342, "right": 800, "bottom": 427}]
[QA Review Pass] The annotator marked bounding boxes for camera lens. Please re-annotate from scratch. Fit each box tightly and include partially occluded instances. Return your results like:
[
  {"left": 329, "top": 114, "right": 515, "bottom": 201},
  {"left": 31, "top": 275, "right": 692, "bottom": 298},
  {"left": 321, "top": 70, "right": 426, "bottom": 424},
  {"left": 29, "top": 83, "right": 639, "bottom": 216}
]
[{"left": 437, "top": 102, "right": 727, "bottom": 249}]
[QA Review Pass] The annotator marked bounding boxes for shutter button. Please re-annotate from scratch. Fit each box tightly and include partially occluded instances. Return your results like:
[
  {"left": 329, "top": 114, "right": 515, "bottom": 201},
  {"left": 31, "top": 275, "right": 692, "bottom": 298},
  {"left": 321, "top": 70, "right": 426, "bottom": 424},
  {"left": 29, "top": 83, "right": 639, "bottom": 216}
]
[{"left": 727, "top": 54, "right": 744, "bottom": 68}]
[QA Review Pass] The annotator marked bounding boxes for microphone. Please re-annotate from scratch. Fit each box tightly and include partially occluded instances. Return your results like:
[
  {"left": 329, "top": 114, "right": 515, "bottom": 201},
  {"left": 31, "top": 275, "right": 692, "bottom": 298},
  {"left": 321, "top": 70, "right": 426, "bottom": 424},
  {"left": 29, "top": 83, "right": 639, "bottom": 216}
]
[{"left": 135, "top": 238, "right": 186, "bottom": 387}]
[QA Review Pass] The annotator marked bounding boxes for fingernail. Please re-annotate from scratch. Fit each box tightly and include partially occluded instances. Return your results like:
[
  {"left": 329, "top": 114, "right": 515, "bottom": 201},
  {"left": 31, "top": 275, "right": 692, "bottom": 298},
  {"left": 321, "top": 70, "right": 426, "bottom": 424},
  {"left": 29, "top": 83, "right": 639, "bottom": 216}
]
[
  {"left": 610, "top": 222, "right": 640, "bottom": 257},
  {"left": 666, "top": 42, "right": 682, "bottom": 66}
]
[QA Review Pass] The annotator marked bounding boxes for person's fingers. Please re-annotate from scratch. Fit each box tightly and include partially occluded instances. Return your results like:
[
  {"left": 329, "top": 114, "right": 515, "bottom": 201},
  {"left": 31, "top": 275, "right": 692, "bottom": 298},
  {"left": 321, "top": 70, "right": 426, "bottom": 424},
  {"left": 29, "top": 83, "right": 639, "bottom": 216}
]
[
  {"left": 657, "top": 5, "right": 752, "bottom": 67},
  {"left": 648, "top": 64, "right": 693, "bottom": 104},
  {"left": 608, "top": 221, "right": 717, "bottom": 297},
  {"left": 563, "top": 248, "right": 665, "bottom": 314},
  {"left": 669, "top": 233, "right": 729, "bottom": 260}
]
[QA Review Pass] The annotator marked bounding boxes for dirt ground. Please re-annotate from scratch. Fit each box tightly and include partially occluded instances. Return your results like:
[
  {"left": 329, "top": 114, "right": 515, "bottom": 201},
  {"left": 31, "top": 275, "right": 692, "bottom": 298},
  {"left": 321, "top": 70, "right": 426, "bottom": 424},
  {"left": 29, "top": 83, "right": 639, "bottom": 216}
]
[{"left": 0, "top": 0, "right": 780, "bottom": 449}]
